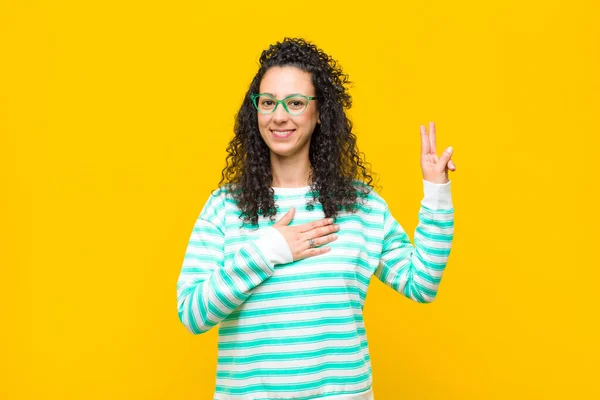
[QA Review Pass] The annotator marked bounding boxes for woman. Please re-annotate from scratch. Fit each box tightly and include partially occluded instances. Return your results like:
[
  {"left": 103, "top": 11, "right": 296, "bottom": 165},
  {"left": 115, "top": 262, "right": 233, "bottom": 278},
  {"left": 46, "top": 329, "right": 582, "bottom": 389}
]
[{"left": 177, "top": 37, "right": 456, "bottom": 400}]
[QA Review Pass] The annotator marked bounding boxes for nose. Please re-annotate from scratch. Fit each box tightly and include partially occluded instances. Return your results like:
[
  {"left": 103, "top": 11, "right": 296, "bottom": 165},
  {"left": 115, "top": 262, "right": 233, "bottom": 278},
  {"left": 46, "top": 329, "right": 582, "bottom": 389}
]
[{"left": 272, "top": 103, "right": 289, "bottom": 123}]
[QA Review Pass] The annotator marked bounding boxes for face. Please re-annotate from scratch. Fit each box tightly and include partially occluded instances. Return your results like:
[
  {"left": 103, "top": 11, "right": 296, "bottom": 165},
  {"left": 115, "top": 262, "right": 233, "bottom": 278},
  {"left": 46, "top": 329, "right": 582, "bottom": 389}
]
[{"left": 256, "top": 66, "right": 320, "bottom": 159}]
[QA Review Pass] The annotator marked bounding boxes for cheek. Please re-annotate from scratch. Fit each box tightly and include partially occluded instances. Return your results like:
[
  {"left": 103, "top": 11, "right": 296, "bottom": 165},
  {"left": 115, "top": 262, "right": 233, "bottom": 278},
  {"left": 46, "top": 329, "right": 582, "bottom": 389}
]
[
  {"left": 299, "top": 116, "right": 317, "bottom": 132},
  {"left": 257, "top": 116, "right": 272, "bottom": 134},
  {"left": 300, "top": 109, "right": 318, "bottom": 127},
  {"left": 257, "top": 115, "right": 269, "bottom": 127}
]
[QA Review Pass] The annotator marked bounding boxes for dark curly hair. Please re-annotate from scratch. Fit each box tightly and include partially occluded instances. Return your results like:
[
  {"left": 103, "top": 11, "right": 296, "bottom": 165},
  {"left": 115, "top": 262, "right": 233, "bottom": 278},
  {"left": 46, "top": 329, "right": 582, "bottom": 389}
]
[{"left": 216, "top": 37, "right": 379, "bottom": 227}]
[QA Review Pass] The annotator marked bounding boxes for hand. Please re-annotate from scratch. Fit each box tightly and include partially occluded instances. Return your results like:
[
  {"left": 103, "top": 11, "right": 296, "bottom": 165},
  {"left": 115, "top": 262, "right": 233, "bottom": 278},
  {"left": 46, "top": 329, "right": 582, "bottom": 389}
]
[
  {"left": 420, "top": 121, "right": 456, "bottom": 184},
  {"left": 272, "top": 207, "right": 340, "bottom": 261}
]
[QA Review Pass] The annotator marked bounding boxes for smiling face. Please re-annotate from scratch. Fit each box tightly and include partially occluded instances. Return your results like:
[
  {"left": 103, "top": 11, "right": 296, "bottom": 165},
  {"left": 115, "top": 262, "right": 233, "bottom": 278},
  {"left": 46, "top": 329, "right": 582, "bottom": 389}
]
[{"left": 257, "top": 66, "right": 321, "bottom": 159}]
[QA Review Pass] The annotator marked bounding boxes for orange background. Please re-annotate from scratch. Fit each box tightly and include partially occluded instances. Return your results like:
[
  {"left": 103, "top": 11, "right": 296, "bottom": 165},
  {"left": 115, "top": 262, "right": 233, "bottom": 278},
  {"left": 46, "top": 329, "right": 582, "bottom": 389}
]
[{"left": 1, "top": 0, "right": 598, "bottom": 399}]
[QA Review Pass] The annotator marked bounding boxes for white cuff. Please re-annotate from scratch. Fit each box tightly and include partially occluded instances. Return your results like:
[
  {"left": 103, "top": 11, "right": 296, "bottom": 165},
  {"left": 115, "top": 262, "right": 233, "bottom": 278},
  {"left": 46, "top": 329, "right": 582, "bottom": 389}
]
[
  {"left": 421, "top": 179, "right": 453, "bottom": 210},
  {"left": 253, "top": 227, "right": 294, "bottom": 265}
]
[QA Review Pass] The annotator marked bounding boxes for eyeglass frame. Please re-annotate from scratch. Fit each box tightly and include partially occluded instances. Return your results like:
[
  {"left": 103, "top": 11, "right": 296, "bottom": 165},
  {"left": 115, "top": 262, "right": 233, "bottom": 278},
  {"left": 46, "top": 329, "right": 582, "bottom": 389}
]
[{"left": 250, "top": 93, "right": 318, "bottom": 116}]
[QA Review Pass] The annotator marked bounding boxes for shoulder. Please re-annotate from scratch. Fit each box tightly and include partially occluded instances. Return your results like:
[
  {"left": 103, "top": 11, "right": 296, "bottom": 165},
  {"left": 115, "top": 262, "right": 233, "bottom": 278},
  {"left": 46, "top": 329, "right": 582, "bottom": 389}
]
[
  {"left": 199, "top": 184, "right": 234, "bottom": 222},
  {"left": 349, "top": 179, "right": 388, "bottom": 213},
  {"left": 203, "top": 183, "right": 239, "bottom": 204}
]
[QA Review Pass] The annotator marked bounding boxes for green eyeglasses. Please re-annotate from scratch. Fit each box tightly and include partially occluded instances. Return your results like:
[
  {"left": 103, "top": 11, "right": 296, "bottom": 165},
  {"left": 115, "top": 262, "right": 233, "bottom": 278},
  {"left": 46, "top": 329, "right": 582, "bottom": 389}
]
[{"left": 250, "top": 93, "right": 318, "bottom": 116}]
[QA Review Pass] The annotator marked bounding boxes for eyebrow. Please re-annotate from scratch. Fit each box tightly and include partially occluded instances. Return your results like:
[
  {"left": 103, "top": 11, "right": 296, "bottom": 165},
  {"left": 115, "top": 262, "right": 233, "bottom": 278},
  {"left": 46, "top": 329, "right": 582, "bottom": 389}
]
[{"left": 260, "top": 92, "right": 308, "bottom": 97}]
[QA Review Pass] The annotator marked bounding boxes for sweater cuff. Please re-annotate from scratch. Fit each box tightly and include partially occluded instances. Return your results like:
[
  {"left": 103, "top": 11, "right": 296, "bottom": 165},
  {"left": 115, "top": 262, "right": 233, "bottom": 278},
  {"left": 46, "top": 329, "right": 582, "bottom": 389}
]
[
  {"left": 421, "top": 179, "right": 453, "bottom": 210},
  {"left": 253, "top": 227, "right": 294, "bottom": 265}
]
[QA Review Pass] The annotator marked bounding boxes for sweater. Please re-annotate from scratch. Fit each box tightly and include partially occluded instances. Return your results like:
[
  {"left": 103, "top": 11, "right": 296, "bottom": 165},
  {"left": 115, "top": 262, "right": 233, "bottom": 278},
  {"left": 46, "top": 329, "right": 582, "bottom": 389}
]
[{"left": 176, "top": 180, "right": 454, "bottom": 400}]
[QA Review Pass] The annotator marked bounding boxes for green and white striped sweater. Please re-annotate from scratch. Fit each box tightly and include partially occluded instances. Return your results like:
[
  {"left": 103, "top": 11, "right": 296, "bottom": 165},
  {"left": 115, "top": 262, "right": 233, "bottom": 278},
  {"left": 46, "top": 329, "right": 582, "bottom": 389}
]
[{"left": 177, "top": 180, "right": 454, "bottom": 400}]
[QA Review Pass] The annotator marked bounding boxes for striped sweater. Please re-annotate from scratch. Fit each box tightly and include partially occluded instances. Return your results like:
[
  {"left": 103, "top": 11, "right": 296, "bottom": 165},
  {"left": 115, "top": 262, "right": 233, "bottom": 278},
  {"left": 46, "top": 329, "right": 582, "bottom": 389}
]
[{"left": 177, "top": 180, "right": 454, "bottom": 400}]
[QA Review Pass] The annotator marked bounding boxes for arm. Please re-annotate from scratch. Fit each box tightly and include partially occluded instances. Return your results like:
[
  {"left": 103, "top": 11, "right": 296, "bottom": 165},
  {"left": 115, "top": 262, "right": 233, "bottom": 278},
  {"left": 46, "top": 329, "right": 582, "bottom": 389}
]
[
  {"left": 176, "top": 190, "right": 293, "bottom": 334},
  {"left": 374, "top": 179, "right": 455, "bottom": 303}
]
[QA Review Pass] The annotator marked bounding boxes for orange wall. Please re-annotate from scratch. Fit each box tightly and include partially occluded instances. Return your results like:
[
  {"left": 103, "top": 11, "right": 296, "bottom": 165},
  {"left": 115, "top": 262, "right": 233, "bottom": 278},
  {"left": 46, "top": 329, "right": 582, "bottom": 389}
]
[{"left": 1, "top": 0, "right": 598, "bottom": 399}]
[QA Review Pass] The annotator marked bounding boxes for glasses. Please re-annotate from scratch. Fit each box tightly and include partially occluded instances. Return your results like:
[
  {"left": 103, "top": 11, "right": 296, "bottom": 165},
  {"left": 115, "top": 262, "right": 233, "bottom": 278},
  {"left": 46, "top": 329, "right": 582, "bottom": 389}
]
[{"left": 250, "top": 93, "right": 317, "bottom": 116}]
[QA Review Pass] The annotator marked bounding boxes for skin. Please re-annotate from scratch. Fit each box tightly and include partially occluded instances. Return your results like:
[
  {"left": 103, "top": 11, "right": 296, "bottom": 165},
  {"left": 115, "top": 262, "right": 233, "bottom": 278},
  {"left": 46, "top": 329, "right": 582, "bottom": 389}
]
[
  {"left": 257, "top": 66, "right": 338, "bottom": 261},
  {"left": 257, "top": 66, "right": 321, "bottom": 188},
  {"left": 420, "top": 121, "right": 456, "bottom": 184},
  {"left": 259, "top": 68, "right": 457, "bottom": 260}
]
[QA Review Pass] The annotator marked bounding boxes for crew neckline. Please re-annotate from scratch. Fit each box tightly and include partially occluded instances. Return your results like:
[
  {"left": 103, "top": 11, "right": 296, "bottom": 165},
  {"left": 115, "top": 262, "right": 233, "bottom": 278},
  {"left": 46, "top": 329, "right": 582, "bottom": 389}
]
[{"left": 271, "top": 185, "right": 311, "bottom": 194}]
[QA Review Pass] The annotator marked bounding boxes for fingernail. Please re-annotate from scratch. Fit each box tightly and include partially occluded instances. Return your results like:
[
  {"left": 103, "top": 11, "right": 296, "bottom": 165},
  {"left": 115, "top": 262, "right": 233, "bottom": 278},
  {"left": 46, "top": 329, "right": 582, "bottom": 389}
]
[{"left": 447, "top": 146, "right": 453, "bottom": 154}]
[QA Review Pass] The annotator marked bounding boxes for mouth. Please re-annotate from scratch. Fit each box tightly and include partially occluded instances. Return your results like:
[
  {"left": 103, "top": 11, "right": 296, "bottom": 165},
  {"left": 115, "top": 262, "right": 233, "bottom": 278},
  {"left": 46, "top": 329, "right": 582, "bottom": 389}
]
[{"left": 270, "top": 129, "right": 296, "bottom": 139}]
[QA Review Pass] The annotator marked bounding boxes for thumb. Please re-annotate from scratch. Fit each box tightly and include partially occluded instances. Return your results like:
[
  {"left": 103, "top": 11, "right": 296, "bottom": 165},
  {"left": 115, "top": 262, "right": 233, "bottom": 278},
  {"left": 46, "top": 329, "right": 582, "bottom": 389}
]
[
  {"left": 275, "top": 206, "right": 295, "bottom": 226},
  {"left": 438, "top": 146, "right": 453, "bottom": 169}
]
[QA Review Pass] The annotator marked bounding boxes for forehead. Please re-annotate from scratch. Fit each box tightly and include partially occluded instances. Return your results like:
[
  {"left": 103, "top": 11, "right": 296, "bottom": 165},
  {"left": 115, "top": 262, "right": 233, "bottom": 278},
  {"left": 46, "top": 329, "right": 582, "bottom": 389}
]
[{"left": 259, "top": 66, "right": 315, "bottom": 96}]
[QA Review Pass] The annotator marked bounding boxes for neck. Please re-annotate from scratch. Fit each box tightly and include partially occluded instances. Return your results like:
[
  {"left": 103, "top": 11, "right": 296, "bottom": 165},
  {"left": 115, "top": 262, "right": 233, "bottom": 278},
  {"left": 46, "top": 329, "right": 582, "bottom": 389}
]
[{"left": 270, "top": 151, "right": 312, "bottom": 188}]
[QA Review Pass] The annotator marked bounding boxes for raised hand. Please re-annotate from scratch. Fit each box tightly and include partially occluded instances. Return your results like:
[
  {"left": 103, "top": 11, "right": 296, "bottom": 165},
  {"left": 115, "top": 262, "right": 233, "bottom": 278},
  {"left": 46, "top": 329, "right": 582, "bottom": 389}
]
[
  {"left": 272, "top": 207, "right": 339, "bottom": 261},
  {"left": 420, "top": 121, "right": 456, "bottom": 184}
]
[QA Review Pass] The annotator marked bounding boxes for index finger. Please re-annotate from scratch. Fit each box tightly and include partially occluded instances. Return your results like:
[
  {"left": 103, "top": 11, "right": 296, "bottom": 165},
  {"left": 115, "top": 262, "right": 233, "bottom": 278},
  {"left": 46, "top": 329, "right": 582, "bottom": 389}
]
[
  {"left": 420, "top": 125, "right": 430, "bottom": 155},
  {"left": 429, "top": 121, "right": 437, "bottom": 155},
  {"left": 298, "top": 217, "right": 334, "bottom": 233}
]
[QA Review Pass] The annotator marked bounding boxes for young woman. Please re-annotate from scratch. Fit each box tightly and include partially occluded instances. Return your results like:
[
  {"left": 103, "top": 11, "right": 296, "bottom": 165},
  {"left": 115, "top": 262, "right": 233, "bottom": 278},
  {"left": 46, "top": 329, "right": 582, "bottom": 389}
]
[{"left": 177, "top": 37, "right": 456, "bottom": 400}]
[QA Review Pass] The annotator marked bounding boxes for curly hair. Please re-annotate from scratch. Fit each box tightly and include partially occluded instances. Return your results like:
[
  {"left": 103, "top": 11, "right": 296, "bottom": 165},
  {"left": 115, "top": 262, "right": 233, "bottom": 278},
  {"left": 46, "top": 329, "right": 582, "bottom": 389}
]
[{"left": 216, "top": 37, "right": 378, "bottom": 227}]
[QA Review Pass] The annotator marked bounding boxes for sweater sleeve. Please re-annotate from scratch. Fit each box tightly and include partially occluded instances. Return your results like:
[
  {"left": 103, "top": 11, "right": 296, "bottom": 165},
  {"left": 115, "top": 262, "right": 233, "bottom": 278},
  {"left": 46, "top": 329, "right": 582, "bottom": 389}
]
[
  {"left": 374, "top": 180, "right": 455, "bottom": 303},
  {"left": 176, "top": 190, "right": 293, "bottom": 334}
]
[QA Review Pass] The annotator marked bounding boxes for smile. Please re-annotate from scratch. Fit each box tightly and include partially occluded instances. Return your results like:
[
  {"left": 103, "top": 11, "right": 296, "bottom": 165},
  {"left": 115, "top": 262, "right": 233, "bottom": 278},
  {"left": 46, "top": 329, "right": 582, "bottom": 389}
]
[{"left": 271, "top": 129, "right": 296, "bottom": 138}]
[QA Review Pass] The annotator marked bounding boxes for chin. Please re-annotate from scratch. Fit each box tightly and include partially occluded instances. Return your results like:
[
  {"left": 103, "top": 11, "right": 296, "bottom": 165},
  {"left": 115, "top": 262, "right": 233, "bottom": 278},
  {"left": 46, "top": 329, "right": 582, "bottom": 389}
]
[
  {"left": 268, "top": 145, "right": 299, "bottom": 157},
  {"left": 260, "top": 130, "right": 312, "bottom": 158}
]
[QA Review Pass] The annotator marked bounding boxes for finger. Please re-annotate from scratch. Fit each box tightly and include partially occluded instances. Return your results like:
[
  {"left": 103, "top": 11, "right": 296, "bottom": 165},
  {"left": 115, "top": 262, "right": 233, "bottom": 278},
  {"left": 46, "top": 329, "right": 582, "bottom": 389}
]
[
  {"left": 308, "top": 232, "right": 339, "bottom": 248},
  {"left": 274, "top": 206, "right": 295, "bottom": 226},
  {"left": 297, "top": 217, "right": 334, "bottom": 233},
  {"left": 429, "top": 121, "right": 437, "bottom": 155},
  {"left": 302, "top": 223, "right": 339, "bottom": 241},
  {"left": 420, "top": 125, "right": 430, "bottom": 156},
  {"left": 438, "top": 146, "right": 453, "bottom": 169},
  {"left": 299, "top": 246, "right": 332, "bottom": 260},
  {"left": 448, "top": 160, "right": 456, "bottom": 170}
]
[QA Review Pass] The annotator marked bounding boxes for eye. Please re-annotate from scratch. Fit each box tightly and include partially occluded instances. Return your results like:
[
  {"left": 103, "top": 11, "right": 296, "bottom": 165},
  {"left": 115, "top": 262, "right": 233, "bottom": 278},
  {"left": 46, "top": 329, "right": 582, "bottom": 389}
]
[{"left": 287, "top": 98, "right": 307, "bottom": 109}]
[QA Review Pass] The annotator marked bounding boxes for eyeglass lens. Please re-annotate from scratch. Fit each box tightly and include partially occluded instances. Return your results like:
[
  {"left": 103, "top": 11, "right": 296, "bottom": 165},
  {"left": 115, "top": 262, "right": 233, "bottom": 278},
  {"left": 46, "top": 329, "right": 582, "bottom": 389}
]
[{"left": 255, "top": 95, "right": 308, "bottom": 115}]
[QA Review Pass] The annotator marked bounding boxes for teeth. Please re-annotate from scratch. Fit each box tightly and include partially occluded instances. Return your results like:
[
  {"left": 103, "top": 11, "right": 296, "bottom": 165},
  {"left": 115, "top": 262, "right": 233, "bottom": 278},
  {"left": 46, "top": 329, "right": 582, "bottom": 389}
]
[{"left": 273, "top": 130, "right": 294, "bottom": 136}]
